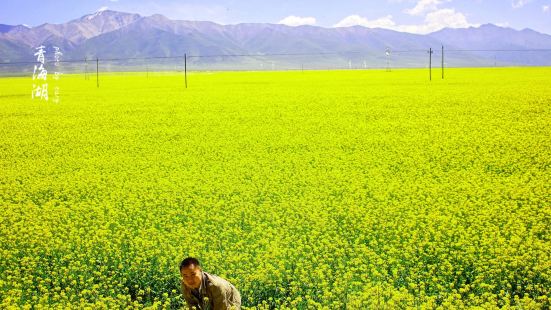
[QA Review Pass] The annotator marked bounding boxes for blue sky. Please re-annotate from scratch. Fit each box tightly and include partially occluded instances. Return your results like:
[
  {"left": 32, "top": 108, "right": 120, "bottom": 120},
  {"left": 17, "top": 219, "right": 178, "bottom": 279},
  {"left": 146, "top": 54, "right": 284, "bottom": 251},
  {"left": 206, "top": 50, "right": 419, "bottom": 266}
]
[{"left": 2, "top": 0, "right": 551, "bottom": 34}]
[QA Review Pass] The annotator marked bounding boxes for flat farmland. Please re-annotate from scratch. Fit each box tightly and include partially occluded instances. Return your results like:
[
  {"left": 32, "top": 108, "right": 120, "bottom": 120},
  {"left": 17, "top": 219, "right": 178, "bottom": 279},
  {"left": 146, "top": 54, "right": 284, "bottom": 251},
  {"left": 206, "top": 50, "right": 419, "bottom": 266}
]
[{"left": 0, "top": 68, "right": 550, "bottom": 309}]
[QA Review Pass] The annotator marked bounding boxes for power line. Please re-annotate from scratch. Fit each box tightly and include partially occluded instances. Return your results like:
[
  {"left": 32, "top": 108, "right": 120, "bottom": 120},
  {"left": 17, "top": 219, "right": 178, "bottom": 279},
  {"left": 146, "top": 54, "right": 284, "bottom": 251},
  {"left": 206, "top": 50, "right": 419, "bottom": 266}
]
[
  {"left": 446, "top": 49, "right": 551, "bottom": 52},
  {"left": 1, "top": 48, "right": 549, "bottom": 66},
  {"left": 188, "top": 51, "right": 363, "bottom": 58},
  {"left": 390, "top": 49, "right": 428, "bottom": 53},
  {"left": 0, "top": 51, "right": 366, "bottom": 65}
]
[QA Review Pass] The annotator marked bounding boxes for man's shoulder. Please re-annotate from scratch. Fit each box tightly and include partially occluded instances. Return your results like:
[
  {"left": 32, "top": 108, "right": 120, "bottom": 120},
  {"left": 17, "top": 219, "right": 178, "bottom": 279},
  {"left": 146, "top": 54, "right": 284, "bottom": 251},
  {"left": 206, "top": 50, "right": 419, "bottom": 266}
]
[
  {"left": 203, "top": 272, "right": 241, "bottom": 308},
  {"left": 204, "top": 272, "right": 235, "bottom": 291},
  {"left": 204, "top": 272, "right": 229, "bottom": 286}
]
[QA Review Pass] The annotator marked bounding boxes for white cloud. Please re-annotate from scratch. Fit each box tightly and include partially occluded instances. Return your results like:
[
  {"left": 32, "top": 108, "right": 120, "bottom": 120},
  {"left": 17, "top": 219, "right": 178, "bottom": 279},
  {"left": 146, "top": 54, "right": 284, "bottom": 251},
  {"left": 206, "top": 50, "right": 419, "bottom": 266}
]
[
  {"left": 333, "top": 15, "right": 395, "bottom": 28},
  {"left": 400, "top": 0, "right": 476, "bottom": 33},
  {"left": 494, "top": 22, "right": 510, "bottom": 28},
  {"left": 543, "top": 5, "right": 550, "bottom": 12},
  {"left": 333, "top": 8, "right": 476, "bottom": 34},
  {"left": 424, "top": 8, "right": 471, "bottom": 29},
  {"left": 405, "top": 0, "right": 444, "bottom": 16},
  {"left": 278, "top": 15, "right": 316, "bottom": 26},
  {"left": 512, "top": 0, "right": 532, "bottom": 9}
]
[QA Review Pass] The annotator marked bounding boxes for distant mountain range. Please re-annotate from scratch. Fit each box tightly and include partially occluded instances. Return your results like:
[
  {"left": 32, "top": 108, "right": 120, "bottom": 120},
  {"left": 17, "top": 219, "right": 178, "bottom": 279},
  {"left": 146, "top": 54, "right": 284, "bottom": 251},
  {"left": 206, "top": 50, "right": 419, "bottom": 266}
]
[{"left": 1, "top": 9, "right": 551, "bottom": 70}]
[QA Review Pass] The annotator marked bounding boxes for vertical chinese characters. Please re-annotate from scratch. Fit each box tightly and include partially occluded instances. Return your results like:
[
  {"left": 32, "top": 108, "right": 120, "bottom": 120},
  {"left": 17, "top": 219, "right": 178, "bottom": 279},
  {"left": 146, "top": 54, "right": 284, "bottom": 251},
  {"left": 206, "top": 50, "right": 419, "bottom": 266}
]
[
  {"left": 31, "top": 46, "right": 63, "bottom": 102},
  {"left": 32, "top": 46, "right": 48, "bottom": 101},
  {"left": 53, "top": 46, "right": 63, "bottom": 103}
]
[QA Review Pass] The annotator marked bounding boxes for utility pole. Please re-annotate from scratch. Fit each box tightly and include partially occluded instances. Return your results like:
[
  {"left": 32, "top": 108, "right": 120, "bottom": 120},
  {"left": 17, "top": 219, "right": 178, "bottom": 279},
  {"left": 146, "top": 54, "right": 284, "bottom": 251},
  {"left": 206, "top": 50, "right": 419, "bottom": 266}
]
[
  {"left": 441, "top": 45, "right": 444, "bottom": 79},
  {"left": 429, "top": 48, "right": 433, "bottom": 81},
  {"left": 385, "top": 48, "right": 391, "bottom": 72},
  {"left": 96, "top": 58, "right": 99, "bottom": 88},
  {"left": 184, "top": 53, "right": 188, "bottom": 89}
]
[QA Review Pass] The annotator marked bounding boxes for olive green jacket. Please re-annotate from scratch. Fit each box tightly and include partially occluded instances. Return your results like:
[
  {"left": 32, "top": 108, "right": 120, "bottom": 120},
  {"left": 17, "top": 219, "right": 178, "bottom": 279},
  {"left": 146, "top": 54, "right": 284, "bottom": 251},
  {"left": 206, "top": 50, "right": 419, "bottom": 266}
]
[{"left": 181, "top": 271, "right": 241, "bottom": 310}]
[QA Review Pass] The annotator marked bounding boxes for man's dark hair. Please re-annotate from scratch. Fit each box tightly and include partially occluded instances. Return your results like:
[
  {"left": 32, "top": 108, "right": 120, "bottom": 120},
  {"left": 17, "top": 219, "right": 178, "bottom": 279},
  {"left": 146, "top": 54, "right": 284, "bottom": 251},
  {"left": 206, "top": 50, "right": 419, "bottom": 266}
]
[{"left": 180, "top": 257, "right": 201, "bottom": 271}]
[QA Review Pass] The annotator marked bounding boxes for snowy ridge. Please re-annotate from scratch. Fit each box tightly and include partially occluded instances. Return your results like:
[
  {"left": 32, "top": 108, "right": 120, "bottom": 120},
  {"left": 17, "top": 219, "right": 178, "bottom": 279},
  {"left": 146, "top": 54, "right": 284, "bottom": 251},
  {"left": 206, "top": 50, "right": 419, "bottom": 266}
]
[{"left": 86, "top": 7, "right": 109, "bottom": 21}]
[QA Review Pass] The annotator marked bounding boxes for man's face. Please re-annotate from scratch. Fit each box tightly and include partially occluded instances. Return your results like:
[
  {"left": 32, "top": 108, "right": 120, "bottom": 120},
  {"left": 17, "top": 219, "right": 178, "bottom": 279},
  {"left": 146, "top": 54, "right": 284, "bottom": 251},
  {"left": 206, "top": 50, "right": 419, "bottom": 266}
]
[{"left": 180, "top": 264, "right": 202, "bottom": 289}]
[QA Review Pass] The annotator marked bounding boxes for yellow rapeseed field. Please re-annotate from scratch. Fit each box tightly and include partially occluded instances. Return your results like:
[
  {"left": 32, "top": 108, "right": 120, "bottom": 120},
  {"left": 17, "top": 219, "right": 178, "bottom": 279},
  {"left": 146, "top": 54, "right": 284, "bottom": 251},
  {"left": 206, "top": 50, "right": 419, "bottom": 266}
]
[{"left": 0, "top": 68, "right": 550, "bottom": 309}]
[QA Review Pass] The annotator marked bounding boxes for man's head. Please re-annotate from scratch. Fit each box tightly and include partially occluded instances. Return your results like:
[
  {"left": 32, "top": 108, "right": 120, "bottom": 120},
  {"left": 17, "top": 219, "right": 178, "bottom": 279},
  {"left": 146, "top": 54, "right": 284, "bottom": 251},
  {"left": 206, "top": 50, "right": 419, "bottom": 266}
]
[{"left": 180, "top": 257, "right": 202, "bottom": 289}]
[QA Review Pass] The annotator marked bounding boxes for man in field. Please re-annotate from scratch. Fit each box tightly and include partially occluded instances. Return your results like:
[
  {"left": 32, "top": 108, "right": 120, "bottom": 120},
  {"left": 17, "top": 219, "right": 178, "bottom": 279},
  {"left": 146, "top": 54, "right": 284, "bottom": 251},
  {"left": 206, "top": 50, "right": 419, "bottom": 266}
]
[{"left": 180, "top": 257, "right": 241, "bottom": 310}]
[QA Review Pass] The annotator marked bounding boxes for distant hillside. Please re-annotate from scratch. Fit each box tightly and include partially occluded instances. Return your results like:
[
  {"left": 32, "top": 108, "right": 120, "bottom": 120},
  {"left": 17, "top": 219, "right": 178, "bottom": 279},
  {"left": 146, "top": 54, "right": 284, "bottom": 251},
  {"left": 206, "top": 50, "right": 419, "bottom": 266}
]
[
  {"left": 0, "top": 24, "right": 16, "bottom": 33},
  {"left": 429, "top": 24, "right": 551, "bottom": 65},
  {"left": 1, "top": 10, "right": 551, "bottom": 68}
]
